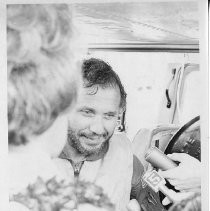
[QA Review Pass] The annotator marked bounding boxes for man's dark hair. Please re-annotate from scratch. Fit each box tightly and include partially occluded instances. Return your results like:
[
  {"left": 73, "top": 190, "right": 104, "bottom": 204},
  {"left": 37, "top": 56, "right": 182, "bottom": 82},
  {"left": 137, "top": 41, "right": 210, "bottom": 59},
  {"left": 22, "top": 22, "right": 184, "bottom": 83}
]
[{"left": 82, "top": 58, "right": 127, "bottom": 110}]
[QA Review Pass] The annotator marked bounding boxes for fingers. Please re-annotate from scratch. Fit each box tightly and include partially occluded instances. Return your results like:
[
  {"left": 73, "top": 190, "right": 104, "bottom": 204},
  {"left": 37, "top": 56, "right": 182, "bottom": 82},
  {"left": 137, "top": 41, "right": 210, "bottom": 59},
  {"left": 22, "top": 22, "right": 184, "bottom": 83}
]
[
  {"left": 127, "top": 199, "right": 141, "bottom": 211},
  {"left": 168, "top": 177, "right": 201, "bottom": 189},
  {"left": 172, "top": 177, "right": 201, "bottom": 185},
  {"left": 159, "top": 168, "right": 179, "bottom": 179},
  {"left": 160, "top": 178, "right": 193, "bottom": 191},
  {"left": 162, "top": 191, "right": 195, "bottom": 205},
  {"left": 174, "top": 184, "right": 201, "bottom": 192},
  {"left": 172, "top": 191, "right": 195, "bottom": 202},
  {"left": 166, "top": 153, "right": 191, "bottom": 162},
  {"left": 181, "top": 188, "right": 201, "bottom": 193},
  {"left": 162, "top": 196, "right": 171, "bottom": 206}
]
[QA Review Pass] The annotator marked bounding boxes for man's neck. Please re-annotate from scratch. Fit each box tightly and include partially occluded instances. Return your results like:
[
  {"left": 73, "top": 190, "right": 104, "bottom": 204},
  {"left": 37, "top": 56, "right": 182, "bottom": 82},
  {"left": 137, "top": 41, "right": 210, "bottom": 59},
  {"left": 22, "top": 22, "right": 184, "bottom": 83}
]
[
  {"left": 60, "top": 143, "right": 85, "bottom": 163},
  {"left": 59, "top": 141, "right": 109, "bottom": 163}
]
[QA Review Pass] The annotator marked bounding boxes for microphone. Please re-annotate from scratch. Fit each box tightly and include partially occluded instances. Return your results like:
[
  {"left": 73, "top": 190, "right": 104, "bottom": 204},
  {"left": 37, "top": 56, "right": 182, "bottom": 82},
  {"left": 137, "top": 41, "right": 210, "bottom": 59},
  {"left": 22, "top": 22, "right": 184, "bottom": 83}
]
[
  {"left": 142, "top": 147, "right": 180, "bottom": 203},
  {"left": 145, "top": 146, "right": 177, "bottom": 170}
]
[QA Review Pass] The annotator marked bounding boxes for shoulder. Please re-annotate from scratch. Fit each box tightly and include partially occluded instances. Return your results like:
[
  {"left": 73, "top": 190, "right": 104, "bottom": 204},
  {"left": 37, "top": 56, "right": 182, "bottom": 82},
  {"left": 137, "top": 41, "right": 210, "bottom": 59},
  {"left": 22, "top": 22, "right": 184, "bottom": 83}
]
[
  {"left": 110, "top": 132, "right": 132, "bottom": 151},
  {"left": 108, "top": 133, "right": 133, "bottom": 161}
]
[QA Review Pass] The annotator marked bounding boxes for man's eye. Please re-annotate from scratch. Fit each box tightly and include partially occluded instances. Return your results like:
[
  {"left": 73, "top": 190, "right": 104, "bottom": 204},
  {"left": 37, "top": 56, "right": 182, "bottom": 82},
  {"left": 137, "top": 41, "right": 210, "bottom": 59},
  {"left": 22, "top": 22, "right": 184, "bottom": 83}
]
[
  {"left": 83, "top": 110, "right": 90, "bottom": 114},
  {"left": 104, "top": 114, "right": 115, "bottom": 119},
  {"left": 81, "top": 110, "right": 93, "bottom": 116}
]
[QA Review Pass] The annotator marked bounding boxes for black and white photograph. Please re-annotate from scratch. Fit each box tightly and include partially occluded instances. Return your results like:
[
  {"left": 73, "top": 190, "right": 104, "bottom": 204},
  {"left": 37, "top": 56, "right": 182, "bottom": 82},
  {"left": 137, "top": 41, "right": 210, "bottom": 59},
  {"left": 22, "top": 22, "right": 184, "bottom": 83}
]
[{"left": 0, "top": 0, "right": 208, "bottom": 211}]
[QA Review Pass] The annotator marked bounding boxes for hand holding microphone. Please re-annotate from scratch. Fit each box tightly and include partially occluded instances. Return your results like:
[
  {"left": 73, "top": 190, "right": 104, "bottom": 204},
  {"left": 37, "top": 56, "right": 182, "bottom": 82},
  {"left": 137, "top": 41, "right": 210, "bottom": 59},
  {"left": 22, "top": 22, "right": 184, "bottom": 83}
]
[
  {"left": 142, "top": 147, "right": 195, "bottom": 205},
  {"left": 158, "top": 153, "right": 201, "bottom": 188},
  {"left": 151, "top": 151, "right": 201, "bottom": 193}
]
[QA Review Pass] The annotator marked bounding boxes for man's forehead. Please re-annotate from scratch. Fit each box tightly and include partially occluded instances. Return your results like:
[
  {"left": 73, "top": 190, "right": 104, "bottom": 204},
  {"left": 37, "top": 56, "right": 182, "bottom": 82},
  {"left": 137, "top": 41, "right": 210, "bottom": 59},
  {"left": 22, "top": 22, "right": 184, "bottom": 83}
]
[
  {"left": 84, "top": 86, "right": 99, "bottom": 95},
  {"left": 77, "top": 85, "right": 121, "bottom": 107},
  {"left": 80, "top": 85, "right": 120, "bottom": 95}
]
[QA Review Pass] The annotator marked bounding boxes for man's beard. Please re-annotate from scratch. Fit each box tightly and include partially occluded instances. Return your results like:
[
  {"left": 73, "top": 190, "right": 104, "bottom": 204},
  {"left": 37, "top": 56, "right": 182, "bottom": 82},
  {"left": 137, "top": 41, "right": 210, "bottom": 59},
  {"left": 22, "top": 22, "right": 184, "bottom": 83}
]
[{"left": 68, "top": 128, "right": 111, "bottom": 156}]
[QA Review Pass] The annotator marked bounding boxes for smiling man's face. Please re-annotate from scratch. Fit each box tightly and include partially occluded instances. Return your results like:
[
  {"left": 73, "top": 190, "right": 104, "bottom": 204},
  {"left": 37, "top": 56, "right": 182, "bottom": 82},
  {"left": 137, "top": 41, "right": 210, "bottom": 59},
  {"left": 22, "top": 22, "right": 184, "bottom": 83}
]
[{"left": 68, "top": 85, "right": 121, "bottom": 156}]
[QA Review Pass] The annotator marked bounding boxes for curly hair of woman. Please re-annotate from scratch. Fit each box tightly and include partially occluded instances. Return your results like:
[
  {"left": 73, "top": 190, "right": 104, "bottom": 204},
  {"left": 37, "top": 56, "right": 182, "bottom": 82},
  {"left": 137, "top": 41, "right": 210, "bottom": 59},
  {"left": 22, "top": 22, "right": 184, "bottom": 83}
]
[{"left": 7, "top": 4, "right": 80, "bottom": 145}]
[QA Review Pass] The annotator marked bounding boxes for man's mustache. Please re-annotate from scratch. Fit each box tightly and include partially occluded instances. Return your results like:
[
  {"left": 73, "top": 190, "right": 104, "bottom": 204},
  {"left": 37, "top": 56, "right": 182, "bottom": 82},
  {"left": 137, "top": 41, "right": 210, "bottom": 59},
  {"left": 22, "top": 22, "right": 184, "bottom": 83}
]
[{"left": 80, "top": 132, "right": 108, "bottom": 139}]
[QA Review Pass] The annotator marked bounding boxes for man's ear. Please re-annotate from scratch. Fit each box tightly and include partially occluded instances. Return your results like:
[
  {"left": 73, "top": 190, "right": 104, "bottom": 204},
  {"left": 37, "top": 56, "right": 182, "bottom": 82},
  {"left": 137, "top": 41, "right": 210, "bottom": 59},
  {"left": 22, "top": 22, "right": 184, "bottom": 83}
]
[{"left": 118, "top": 107, "right": 124, "bottom": 116}]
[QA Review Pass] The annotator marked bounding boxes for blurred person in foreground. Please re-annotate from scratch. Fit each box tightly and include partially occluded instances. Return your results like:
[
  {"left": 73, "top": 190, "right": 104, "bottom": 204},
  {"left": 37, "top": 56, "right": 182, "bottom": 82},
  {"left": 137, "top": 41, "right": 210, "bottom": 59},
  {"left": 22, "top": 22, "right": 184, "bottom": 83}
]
[
  {"left": 7, "top": 3, "right": 83, "bottom": 208},
  {"left": 11, "top": 178, "right": 115, "bottom": 211},
  {"left": 55, "top": 58, "right": 165, "bottom": 211}
]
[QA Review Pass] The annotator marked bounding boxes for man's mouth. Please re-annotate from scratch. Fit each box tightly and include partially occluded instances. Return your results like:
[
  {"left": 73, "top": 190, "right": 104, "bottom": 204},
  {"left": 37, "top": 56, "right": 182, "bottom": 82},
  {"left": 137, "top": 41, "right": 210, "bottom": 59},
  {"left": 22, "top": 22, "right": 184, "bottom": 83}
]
[
  {"left": 85, "top": 141, "right": 99, "bottom": 147},
  {"left": 80, "top": 134, "right": 104, "bottom": 145}
]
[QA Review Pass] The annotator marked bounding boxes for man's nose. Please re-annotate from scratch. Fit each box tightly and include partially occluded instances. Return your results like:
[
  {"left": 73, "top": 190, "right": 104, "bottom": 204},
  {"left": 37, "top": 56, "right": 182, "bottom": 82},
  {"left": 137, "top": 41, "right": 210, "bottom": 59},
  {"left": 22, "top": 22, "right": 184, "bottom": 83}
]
[{"left": 89, "top": 116, "right": 105, "bottom": 135}]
